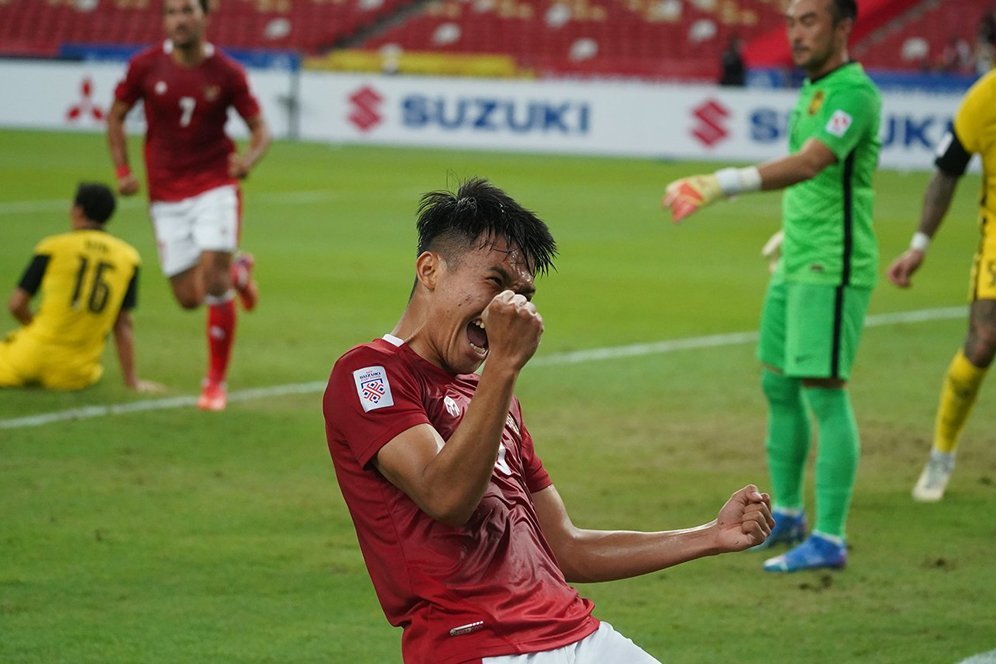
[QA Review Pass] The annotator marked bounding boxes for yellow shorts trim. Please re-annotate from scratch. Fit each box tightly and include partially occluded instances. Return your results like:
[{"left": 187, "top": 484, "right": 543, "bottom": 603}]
[{"left": 970, "top": 217, "right": 996, "bottom": 301}]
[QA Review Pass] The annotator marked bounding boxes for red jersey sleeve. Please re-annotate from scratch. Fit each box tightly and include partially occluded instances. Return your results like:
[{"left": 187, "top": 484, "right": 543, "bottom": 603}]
[
  {"left": 515, "top": 400, "right": 552, "bottom": 493},
  {"left": 114, "top": 54, "right": 148, "bottom": 107},
  {"left": 324, "top": 344, "right": 430, "bottom": 469},
  {"left": 228, "top": 62, "right": 261, "bottom": 123}
]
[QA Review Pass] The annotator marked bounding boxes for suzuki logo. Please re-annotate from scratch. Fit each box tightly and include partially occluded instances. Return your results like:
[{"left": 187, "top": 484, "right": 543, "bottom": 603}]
[
  {"left": 348, "top": 86, "right": 383, "bottom": 132},
  {"left": 690, "top": 99, "right": 730, "bottom": 148},
  {"left": 66, "top": 76, "right": 105, "bottom": 124}
]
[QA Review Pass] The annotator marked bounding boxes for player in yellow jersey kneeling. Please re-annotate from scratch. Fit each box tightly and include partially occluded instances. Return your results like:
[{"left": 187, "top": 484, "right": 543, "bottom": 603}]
[{"left": 0, "top": 183, "right": 162, "bottom": 392}]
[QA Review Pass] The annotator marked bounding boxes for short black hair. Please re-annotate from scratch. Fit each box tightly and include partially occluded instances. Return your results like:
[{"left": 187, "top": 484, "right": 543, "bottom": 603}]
[
  {"left": 416, "top": 178, "right": 557, "bottom": 275},
  {"left": 74, "top": 182, "right": 116, "bottom": 225},
  {"left": 830, "top": 0, "right": 857, "bottom": 23},
  {"left": 163, "top": 0, "right": 210, "bottom": 14}
]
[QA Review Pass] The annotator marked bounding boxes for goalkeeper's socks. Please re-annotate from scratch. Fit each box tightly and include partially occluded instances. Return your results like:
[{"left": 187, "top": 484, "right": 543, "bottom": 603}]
[
  {"left": 761, "top": 370, "right": 810, "bottom": 509},
  {"left": 804, "top": 386, "right": 859, "bottom": 539},
  {"left": 934, "top": 350, "right": 987, "bottom": 454}
]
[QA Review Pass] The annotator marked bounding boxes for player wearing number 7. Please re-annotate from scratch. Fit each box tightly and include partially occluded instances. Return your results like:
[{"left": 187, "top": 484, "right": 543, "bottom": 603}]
[
  {"left": 663, "top": 0, "right": 881, "bottom": 573},
  {"left": 106, "top": 0, "right": 271, "bottom": 411},
  {"left": 0, "top": 183, "right": 162, "bottom": 392}
]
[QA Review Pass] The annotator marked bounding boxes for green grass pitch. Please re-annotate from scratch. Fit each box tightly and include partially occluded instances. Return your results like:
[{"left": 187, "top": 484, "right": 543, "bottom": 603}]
[{"left": 1, "top": 128, "right": 994, "bottom": 663}]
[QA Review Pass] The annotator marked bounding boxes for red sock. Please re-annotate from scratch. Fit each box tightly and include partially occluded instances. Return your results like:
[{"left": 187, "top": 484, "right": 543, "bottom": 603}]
[{"left": 206, "top": 293, "right": 236, "bottom": 385}]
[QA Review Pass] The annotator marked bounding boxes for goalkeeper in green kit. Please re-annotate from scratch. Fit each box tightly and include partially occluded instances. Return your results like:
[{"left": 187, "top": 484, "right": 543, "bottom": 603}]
[{"left": 662, "top": 0, "right": 881, "bottom": 572}]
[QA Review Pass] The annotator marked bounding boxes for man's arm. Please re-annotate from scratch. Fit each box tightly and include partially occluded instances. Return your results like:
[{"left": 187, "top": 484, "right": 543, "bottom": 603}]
[
  {"left": 375, "top": 291, "right": 543, "bottom": 528},
  {"left": 7, "top": 288, "right": 32, "bottom": 326},
  {"left": 663, "top": 138, "right": 837, "bottom": 222},
  {"left": 533, "top": 484, "right": 772, "bottom": 583},
  {"left": 228, "top": 115, "right": 272, "bottom": 179},
  {"left": 887, "top": 170, "right": 961, "bottom": 288},
  {"left": 111, "top": 308, "right": 164, "bottom": 393},
  {"left": 756, "top": 138, "right": 838, "bottom": 190},
  {"left": 9, "top": 253, "right": 49, "bottom": 326},
  {"left": 106, "top": 99, "right": 140, "bottom": 196}
]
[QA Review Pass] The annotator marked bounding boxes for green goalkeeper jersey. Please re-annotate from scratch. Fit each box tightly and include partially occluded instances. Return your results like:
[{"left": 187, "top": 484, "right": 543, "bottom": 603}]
[{"left": 779, "top": 62, "right": 882, "bottom": 288}]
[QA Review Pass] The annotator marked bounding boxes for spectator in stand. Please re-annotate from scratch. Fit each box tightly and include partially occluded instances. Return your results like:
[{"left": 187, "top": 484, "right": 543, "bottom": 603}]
[
  {"left": 719, "top": 35, "right": 747, "bottom": 86},
  {"left": 936, "top": 35, "right": 973, "bottom": 74},
  {"left": 975, "top": 11, "right": 996, "bottom": 74}
]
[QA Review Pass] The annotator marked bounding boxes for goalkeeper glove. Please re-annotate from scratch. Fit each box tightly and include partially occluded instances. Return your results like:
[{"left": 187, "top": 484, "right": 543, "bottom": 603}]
[
  {"left": 761, "top": 229, "right": 783, "bottom": 274},
  {"left": 662, "top": 166, "right": 762, "bottom": 223}
]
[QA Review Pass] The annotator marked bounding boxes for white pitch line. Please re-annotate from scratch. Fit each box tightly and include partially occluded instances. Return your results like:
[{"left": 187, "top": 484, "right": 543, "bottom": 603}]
[
  {"left": 0, "top": 190, "right": 339, "bottom": 215},
  {"left": 0, "top": 306, "right": 965, "bottom": 430},
  {"left": 0, "top": 198, "right": 145, "bottom": 214},
  {"left": 0, "top": 381, "right": 328, "bottom": 430}
]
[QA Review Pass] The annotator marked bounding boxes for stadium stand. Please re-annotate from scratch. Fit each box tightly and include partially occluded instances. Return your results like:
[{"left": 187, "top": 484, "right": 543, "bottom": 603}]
[
  {"left": 361, "top": 0, "right": 786, "bottom": 79},
  {"left": 853, "top": 0, "right": 995, "bottom": 74},
  {"left": 0, "top": 0, "right": 413, "bottom": 56},
  {"left": 0, "top": 0, "right": 994, "bottom": 81}
]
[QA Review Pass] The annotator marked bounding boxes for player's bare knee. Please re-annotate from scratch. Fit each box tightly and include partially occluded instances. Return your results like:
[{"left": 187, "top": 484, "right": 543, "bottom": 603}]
[
  {"left": 176, "top": 294, "right": 201, "bottom": 310},
  {"left": 963, "top": 330, "right": 996, "bottom": 368},
  {"left": 201, "top": 265, "right": 232, "bottom": 297}
]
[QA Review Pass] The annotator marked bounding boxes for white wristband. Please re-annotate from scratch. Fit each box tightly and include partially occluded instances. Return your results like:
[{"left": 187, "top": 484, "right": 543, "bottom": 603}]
[
  {"left": 714, "top": 166, "right": 762, "bottom": 196},
  {"left": 910, "top": 232, "right": 931, "bottom": 252}
]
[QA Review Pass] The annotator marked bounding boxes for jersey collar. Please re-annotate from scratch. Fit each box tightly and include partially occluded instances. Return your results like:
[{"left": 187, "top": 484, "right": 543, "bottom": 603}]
[
  {"left": 382, "top": 334, "right": 404, "bottom": 347},
  {"left": 808, "top": 60, "right": 856, "bottom": 85},
  {"left": 162, "top": 39, "right": 216, "bottom": 58}
]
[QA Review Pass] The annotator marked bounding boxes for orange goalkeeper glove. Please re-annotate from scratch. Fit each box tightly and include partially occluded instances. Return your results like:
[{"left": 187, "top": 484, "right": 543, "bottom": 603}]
[
  {"left": 662, "top": 174, "right": 723, "bottom": 222},
  {"left": 662, "top": 166, "right": 762, "bottom": 223}
]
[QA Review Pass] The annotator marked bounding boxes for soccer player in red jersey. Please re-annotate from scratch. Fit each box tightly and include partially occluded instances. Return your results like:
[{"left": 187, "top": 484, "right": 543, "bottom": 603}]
[
  {"left": 323, "top": 179, "right": 774, "bottom": 663},
  {"left": 106, "top": 0, "right": 271, "bottom": 411}
]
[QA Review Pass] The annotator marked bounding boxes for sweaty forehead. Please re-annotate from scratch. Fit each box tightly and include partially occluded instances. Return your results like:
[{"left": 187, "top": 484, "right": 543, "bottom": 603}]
[
  {"left": 451, "top": 237, "right": 536, "bottom": 292},
  {"left": 480, "top": 237, "right": 533, "bottom": 275}
]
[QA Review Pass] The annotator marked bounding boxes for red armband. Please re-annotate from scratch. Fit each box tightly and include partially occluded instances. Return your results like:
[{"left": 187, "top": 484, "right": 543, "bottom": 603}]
[{"left": 115, "top": 164, "right": 132, "bottom": 179}]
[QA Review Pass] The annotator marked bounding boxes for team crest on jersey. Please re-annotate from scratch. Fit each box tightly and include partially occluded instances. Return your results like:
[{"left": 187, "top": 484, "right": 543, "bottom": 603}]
[
  {"left": 443, "top": 395, "right": 461, "bottom": 418},
  {"left": 825, "top": 110, "right": 853, "bottom": 137},
  {"left": 204, "top": 85, "right": 220, "bottom": 102},
  {"left": 154, "top": 81, "right": 167, "bottom": 95},
  {"left": 353, "top": 365, "right": 394, "bottom": 412},
  {"left": 807, "top": 90, "right": 825, "bottom": 115}
]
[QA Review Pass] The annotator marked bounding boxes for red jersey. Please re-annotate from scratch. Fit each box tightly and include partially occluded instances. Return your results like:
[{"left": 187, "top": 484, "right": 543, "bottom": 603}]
[
  {"left": 324, "top": 336, "right": 598, "bottom": 664},
  {"left": 114, "top": 40, "right": 261, "bottom": 202}
]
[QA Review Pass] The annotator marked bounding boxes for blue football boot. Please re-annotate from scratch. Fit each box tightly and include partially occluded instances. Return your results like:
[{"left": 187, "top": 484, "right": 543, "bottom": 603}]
[
  {"left": 763, "top": 532, "right": 847, "bottom": 573},
  {"left": 749, "top": 508, "right": 807, "bottom": 551}
]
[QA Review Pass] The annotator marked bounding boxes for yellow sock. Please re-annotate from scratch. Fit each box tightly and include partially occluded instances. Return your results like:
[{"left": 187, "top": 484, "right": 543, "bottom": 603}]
[{"left": 934, "top": 351, "right": 987, "bottom": 454}]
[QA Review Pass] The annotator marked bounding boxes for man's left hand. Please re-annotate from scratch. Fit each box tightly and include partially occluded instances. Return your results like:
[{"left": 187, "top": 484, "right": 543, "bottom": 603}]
[{"left": 714, "top": 484, "right": 773, "bottom": 551}]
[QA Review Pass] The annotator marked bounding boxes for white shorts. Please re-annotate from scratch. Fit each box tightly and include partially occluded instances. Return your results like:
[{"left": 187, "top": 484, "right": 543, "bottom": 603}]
[
  {"left": 150, "top": 185, "right": 241, "bottom": 277},
  {"left": 482, "top": 622, "right": 661, "bottom": 664}
]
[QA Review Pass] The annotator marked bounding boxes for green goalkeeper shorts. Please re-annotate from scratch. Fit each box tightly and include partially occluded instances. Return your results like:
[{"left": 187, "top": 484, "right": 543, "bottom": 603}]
[{"left": 757, "top": 276, "right": 872, "bottom": 380}]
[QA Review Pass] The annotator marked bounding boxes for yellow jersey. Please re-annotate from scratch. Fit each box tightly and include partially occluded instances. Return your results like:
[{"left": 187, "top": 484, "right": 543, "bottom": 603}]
[
  {"left": 948, "top": 69, "right": 996, "bottom": 224},
  {"left": 12, "top": 229, "right": 141, "bottom": 386}
]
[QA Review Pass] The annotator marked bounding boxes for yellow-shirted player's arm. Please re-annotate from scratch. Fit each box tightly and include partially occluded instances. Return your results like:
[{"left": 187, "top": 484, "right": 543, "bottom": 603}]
[
  {"left": 8, "top": 252, "right": 50, "bottom": 326},
  {"left": 111, "top": 267, "right": 165, "bottom": 393},
  {"left": 887, "top": 85, "right": 979, "bottom": 288},
  {"left": 7, "top": 288, "right": 32, "bottom": 326}
]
